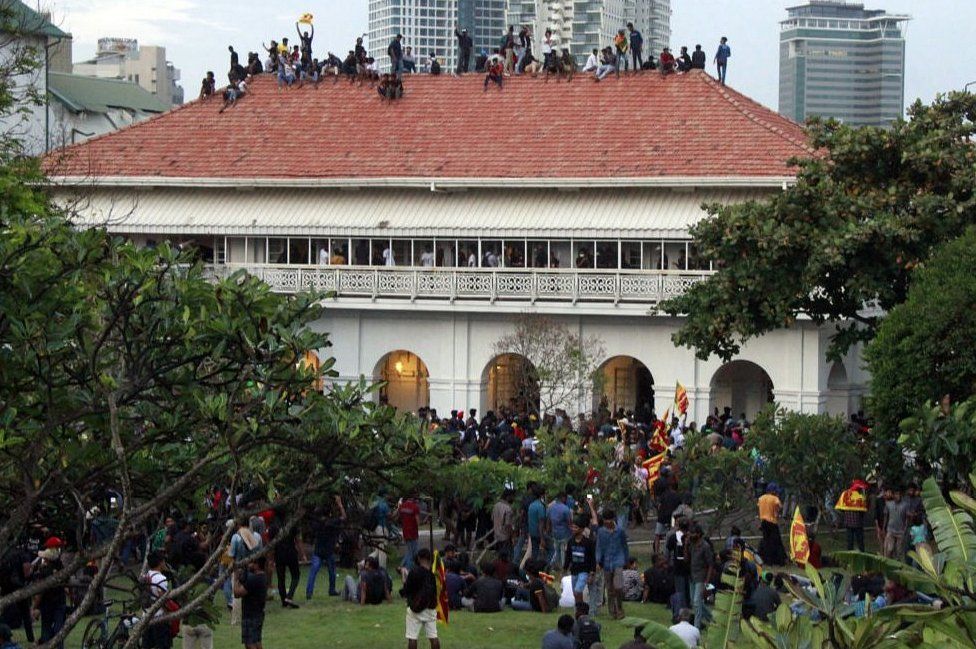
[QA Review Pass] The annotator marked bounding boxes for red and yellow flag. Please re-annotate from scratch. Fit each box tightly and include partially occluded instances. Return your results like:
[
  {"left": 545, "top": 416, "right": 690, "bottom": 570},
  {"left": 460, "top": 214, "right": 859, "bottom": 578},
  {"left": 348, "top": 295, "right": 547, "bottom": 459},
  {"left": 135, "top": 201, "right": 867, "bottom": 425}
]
[
  {"left": 642, "top": 451, "right": 667, "bottom": 486},
  {"left": 432, "top": 551, "right": 449, "bottom": 624},
  {"left": 674, "top": 382, "right": 689, "bottom": 417},
  {"left": 835, "top": 488, "right": 868, "bottom": 512},
  {"left": 789, "top": 507, "right": 810, "bottom": 567},
  {"left": 298, "top": 12, "right": 314, "bottom": 24}
]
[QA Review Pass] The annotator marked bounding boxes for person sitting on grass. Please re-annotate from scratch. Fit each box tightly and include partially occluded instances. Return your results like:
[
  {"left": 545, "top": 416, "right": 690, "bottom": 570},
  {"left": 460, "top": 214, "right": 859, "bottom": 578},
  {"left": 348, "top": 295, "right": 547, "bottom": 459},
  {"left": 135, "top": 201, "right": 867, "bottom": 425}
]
[
  {"left": 341, "top": 556, "right": 392, "bottom": 605},
  {"left": 512, "top": 560, "right": 558, "bottom": 612},
  {"left": 541, "top": 614, "right": 575, "bottom": 649},
  {"left": 461, "top": 562, "right": 505, "bottom": 612}
]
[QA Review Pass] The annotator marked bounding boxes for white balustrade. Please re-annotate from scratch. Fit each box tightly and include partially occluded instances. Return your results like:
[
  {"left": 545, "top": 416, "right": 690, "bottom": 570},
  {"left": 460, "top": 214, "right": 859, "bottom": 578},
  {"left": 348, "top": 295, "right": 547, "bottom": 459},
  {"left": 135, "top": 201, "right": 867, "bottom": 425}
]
[{"left": 206, "top": 264, "right": 710, "bottom": 304}]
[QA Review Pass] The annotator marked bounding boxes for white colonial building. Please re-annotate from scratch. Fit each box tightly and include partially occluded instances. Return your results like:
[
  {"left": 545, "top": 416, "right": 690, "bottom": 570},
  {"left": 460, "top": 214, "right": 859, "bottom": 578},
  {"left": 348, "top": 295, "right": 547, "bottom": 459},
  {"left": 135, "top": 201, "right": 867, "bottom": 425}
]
[{"left": 49, "top": 71, "right": 867, "bottom": 423}]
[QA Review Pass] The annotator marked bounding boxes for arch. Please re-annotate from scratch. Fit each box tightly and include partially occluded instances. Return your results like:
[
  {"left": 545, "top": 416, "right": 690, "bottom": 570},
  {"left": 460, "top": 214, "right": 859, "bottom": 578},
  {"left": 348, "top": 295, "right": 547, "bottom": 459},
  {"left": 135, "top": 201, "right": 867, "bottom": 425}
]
[
  {"left": 826, "top": 361, "right": 850, "bottom": 417},
  {"left": 373, "top": 350, "right": 430, "bottom": 413},
  {"left": 481, "top": 353, "right": 540, "bottom": 416},
  {"left": 593, "top": 356, "right": 655, "bottom": 420},
  {"left": 709, "top": 360, "right": 774, "bottom": 421}
]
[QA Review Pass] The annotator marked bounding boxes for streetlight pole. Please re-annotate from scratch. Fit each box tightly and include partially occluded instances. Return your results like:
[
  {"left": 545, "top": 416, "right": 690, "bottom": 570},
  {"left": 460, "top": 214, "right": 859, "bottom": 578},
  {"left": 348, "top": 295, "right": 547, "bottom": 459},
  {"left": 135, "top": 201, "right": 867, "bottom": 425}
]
[{"left": 966, "top": 80, "right": 976, "bottom": 92}]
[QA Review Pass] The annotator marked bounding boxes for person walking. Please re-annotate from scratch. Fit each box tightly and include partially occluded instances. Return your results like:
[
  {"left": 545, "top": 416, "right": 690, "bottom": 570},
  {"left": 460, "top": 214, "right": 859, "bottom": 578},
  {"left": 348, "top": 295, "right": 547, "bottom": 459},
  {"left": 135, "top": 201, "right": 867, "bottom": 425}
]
[
  {"left": 714, "top": 37, "right": 731, "bottom": 85},
  {"left": 399, "top": 549, "right": 440, "bottom": 649},
  {"left": 883, "top": 488, "right": 910, "bottom": 560},
  {"left": 306, "top": 497, "right": 345, "bottom": 600},
  {"left": 757, "top": 484, "right": 786, "bottom": 566},
  {"left": 455, "top": 27, "right": 473, "bottom": 74},
  {"left": 595, "top": 508, "right": 629, "bottom": 620},
  {"left": 627, "top": 23, "right": 643, "bottom": 71}
]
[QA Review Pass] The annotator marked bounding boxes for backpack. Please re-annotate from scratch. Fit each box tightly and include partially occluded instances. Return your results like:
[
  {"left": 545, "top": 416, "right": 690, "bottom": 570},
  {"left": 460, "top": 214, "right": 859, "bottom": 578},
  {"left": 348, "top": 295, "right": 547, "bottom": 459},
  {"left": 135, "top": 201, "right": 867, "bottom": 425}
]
[{"left": 577, "top": 617, "right": 601, "bottom": 649}]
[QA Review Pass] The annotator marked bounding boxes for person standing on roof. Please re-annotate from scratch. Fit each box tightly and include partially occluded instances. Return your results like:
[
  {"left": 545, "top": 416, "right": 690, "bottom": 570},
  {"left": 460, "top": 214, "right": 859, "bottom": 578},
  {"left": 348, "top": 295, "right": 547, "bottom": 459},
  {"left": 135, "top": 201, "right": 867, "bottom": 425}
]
[
  {"left": 714, "top": 36, "right": 731, "bottom": 85},
  {"left": 455, "top": 26, "right": 473, "bottom": 74},
  {"left": 627, "top": 23, "right": 643, "bottom": 71},
  {"left": 613, "top": 29, "right": 629, "bottom": 75},
  {"left": 501, "top": 26, "right": 516, "bottom": 76},
  {"left": 388, "top": 34, "right": 404, "bottom": 79},
  {"left": 296, "top": 21, "right": 314, "bottom": 69}
]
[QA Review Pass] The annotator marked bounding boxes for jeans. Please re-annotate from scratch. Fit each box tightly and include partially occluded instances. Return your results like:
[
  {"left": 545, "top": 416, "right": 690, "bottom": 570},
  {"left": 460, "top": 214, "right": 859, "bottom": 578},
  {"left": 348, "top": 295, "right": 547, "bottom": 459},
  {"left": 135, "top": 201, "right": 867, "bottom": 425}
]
[
  {"left": 220, "top": 565, "right": 234, "bottom": 607},
  {"left": 306, "top": 551, "right": 337, "bottom": 598},
  {"left": 457, "top": 50, "right": 471, "bottom": 74},
  {"left": 717, "top": 61, "right": 727, "bottom": 84},
  {"left": 549, "top": 536, "right": 569, "bottom": 571},
  {"left": 277, "top": 553, "right": 300, "bottom": 602},
  {"left": 529, "top": 536, "right": 543, "bottom": 562},
  {"left": 595, "top": 64, "right": 615, "bottom": 80},
  {"left": 616, "top": 506, "right": 630, "bottom": 532},
  {"left": 513, "top": 534, "right": 527, "bottom": 565},
  {"left": 402, "top": 538, "right": 419, "bottom": 570},
  {"left": 587, "top": 570, "right": 604, "bottom": 616},
  {"left": 673, "top": 574, "right": 689, "bottom": 610},
  {"left": 691, "top": 581, "right": 711, "bottom": 629},
  {"left": 631, "top": 47, "right": 643, "bottom": 71},
  {"left": 846, "top": 526, "right": 865, "bottom": 552}
]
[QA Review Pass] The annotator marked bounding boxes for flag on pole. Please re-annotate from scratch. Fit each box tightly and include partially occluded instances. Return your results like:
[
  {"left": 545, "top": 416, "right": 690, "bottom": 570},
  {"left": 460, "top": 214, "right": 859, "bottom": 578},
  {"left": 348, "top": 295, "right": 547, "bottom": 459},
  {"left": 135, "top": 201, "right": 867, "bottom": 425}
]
[
  {"left": 789, "top": 507, "right": 811, "bottom": 567},
  {"left": 674, "top": 382, "right": 689, "bottom": 417},
  {"left": 432, "top": 551, "right": 449, "bottom": 624},
  {"left": 649, "top": 423, "right": 669, "bottom": 453},
  {"left": 642, "top": 452, "right": 667, "bottom": 486}
]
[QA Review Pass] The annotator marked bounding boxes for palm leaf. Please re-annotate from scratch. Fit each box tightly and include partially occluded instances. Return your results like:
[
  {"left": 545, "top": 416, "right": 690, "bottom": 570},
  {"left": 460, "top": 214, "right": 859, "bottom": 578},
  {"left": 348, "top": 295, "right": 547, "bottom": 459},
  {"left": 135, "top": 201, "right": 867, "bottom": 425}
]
[
  {"left": 618, "top": 617, "right": 689, "bottom": 649},
  {"left": 705, "top": 554, "right": 744, "bottom": 649},
  {"left": 834, "top": 551, "right": 942, "bottom": 593},
  {"left": 922, "top": 477, "right": 976, "bottom": 564}
]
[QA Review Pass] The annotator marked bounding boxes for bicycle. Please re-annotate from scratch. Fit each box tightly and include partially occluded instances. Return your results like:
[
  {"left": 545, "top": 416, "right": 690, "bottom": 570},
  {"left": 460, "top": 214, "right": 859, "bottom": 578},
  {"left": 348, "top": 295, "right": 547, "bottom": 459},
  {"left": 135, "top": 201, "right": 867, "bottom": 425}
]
[{"left": 79, "top": 597, "right": 140, "bottom": 649}]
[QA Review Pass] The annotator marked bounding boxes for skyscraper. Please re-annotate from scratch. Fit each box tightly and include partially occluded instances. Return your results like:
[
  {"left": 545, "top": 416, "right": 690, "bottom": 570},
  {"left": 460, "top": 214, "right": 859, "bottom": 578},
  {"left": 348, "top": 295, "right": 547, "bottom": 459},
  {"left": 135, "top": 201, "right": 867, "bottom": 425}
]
[
  {"left": 505, "top": 0, "right": 670, "bottom": 64},
  {"left": 368, "top": 0, "right": 507, "bottom": 73},
  {"left": 779, "top": 1, "right": 909, "bottom": 127}
]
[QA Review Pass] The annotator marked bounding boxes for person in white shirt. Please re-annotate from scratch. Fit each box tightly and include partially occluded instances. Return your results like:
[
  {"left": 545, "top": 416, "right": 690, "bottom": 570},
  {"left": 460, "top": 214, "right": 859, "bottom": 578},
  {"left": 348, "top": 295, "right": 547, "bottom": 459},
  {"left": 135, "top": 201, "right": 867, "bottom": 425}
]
[
  {"left": 669, "top": 608, "right": 701, "bottom": 647},
  {"left": 420, "top": 248, "right": 435, "bottom": 267},
  {"left": 319, "top": 247, "right": 330, "bottom": 265},
  {"left": 582, "top": 48, "right": 599, "bottom": 72},
  {"left": 467, "top": 250, "right": 477, "bottom": 267},
  {"left": 382, "top": 246, "right": 395, "bottom": 266}
]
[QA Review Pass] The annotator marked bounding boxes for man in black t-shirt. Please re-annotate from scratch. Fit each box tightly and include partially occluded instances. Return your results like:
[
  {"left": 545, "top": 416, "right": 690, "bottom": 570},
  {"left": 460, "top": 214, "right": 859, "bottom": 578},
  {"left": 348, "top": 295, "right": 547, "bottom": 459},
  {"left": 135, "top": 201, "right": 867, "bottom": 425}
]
[
  {"left": 234, "top": 558, "right": 267, "bottom": 649},
  {"left": 360, "top": 557, "right": 392, "bottom": 605},
  {"left": 641, "top": 554, "right": 675, "bottom": 604},
  {"left": 461, "top": 563, "right": 504, "bottom": 612}
]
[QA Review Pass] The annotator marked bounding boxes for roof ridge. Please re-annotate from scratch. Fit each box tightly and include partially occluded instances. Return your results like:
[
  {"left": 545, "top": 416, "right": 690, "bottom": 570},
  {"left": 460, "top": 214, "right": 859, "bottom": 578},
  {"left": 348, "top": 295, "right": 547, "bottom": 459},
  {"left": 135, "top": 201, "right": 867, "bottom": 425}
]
[{"left": 694, "top": 71, "right": 815, "bottom": 156}]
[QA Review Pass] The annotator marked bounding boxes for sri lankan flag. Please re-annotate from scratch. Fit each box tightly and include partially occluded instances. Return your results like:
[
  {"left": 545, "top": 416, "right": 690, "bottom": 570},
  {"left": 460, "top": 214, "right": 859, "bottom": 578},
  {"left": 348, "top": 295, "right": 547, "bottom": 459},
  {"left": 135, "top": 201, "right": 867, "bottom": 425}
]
[
  {"left": 298, "top": 12, "right": 314, "bottom": 24},
  {"left": 835, "top": 487, "right": 868, "bottom": 512},
  {"left": 432, "top": 551, "right": 449, "bottom": 624},
  {"left": 674, "top": 382, "right": 689, "bottom": 417},
  {"left": 642, "top": 451, "right": 667, "bottom": 486},
  {"left": 789, "top": 507, "right": 810, "bottom": 567}
]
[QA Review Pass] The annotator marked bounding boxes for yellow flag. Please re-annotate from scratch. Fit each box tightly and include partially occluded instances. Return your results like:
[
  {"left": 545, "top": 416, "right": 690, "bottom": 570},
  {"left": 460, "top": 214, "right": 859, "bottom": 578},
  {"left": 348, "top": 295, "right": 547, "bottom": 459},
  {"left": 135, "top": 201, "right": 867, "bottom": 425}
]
[
  {"left": 789, "top": 507, "right": 810, "bottom": 566},
  {"left": 298, "top": 12, "right": 314, "bottom": 24},
  {"left": 674, "top": 382, "right": 689, "bottom": 416}
]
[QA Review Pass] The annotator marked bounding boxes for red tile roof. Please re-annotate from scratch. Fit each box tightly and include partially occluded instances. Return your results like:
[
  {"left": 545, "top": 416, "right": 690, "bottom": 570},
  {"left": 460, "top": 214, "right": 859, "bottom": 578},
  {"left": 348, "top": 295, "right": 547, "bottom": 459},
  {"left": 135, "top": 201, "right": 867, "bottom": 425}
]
[{"left": 47, "top": 70, "right": 812, "bottom": 181}]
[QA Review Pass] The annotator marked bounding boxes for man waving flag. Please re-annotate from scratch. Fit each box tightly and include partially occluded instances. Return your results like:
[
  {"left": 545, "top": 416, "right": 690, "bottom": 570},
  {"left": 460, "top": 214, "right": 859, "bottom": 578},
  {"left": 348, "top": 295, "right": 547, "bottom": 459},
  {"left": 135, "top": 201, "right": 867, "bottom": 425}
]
[{"left": 674, "top": 382, "right": 689, "bottom": 417}]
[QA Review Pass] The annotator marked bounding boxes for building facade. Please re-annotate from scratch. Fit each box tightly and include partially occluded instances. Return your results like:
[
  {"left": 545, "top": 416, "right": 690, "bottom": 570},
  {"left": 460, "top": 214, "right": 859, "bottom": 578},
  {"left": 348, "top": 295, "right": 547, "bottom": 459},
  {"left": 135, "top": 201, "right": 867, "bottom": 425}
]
[
  {"left": 73, "top": 37, "right": 184, "bottom": 106},
  {"left": 49, "top": 71, "right": 868, "bottom": 423},
  {"left": 779, "top": 1, "right": 909, "bottom": 127},
  {"left": 506, "top": 0, "right": 670, "bottom": 63}
]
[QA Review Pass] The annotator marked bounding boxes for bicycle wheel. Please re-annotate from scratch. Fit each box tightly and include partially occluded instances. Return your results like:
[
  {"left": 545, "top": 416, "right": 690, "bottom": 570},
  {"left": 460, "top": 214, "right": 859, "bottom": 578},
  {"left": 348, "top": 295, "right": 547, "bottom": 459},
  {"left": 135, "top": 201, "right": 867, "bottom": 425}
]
[{"left": 80, "top": 617, "right": 108, "bottom": 649}]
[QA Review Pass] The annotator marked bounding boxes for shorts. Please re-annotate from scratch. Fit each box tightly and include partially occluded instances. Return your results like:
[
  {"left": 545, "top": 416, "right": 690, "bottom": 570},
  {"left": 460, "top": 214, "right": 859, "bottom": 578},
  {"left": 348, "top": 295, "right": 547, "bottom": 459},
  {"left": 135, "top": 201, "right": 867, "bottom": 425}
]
[
  {"left": 572, "top": 572, "right": 590, "bottom": 594},
  {"left": 241, "top": 616, "right": 264, "bottom": 645},
  {"left": 405, "top": 608, "right": 438, "bottom": 640},
  {"left": 655, "top": 522, "right": 670, "bottom": 536}
]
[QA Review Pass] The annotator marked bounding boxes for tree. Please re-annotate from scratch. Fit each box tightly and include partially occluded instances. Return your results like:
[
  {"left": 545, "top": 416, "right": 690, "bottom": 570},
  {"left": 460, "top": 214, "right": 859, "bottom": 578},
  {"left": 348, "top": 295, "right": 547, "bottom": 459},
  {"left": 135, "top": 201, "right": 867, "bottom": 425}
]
[
  {"left": 898, "top": 398, "right": 976, "bottom": 491},
  {"left": 662, "top": 93, "right": 976, "bottom": 361},
  {"left": 493, "top": 314, "right": 605, "bottom": 417},
  {"left": 0, "top": 206, "right": 432, "bottom": 648},
  {"left": 676, "top": 433, "right": 757, "bottom": 537},
  {"left": 866, "top": 227, "right": 976, "bottom": 441},
  {"left": 746, "top": 408, "right": 866, "bottom": 520}
]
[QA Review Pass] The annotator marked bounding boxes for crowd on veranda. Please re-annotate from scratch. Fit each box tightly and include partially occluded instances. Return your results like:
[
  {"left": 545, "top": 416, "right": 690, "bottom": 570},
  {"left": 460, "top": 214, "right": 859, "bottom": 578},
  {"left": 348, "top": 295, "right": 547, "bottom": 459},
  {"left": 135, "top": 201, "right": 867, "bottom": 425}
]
[{"left": 198, "top": 18, "right": 733, "bottom": 110}]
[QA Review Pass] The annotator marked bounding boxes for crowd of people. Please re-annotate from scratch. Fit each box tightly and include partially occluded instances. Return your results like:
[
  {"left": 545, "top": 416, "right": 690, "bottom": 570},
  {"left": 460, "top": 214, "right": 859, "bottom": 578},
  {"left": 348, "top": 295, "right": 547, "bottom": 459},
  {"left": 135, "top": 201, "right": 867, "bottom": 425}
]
[{"left": 198, "top": 20, "right": 733, "bottom": 108}]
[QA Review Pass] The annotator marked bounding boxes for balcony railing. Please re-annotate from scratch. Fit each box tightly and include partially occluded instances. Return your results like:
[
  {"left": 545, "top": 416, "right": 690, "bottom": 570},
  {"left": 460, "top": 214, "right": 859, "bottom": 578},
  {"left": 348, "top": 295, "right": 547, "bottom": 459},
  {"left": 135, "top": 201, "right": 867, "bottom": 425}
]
[{"left": 203, "top": 264, "right": 711, "bottom": 305}]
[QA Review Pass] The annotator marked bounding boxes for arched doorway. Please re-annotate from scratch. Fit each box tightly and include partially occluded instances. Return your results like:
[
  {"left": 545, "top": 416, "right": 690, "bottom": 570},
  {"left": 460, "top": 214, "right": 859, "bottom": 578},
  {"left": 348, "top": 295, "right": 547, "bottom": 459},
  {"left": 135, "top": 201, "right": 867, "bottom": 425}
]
[
  {"left": 482, "top": 353, "right": 540, "bottom": 416},
  {"left": 709, "top": 360, "right": 774, "bottom": 421},
  {"left": 825, "top": 361, "right": 850, "bottom": 417},
  {"left": 374, "top": 350, "right": 430, "bottom": 413},
  {"left": 594, "top": 356, "right": 654, "bottom": 420}
]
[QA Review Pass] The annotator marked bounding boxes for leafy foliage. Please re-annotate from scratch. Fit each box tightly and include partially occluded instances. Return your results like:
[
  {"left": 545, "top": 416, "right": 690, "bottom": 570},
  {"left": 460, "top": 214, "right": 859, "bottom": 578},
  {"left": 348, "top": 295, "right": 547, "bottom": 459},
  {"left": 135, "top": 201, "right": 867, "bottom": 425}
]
[
  {"left": 866, "top": 227, "right": 976, "bottom": 442},
  {"left": 705, "top": 551, "right": 745, "bottom": 649},
  {"left": 676, "top": 433, "right": 757, "bottom": 536},
  {"left": 746, "top": 408, "right": 866, "bottom": 515},
  {"left": 898, "top": 397, "right": 976, "bottom": 490},
  {"left": 662, "top": 93, "right": 976, "bottom": 361}
]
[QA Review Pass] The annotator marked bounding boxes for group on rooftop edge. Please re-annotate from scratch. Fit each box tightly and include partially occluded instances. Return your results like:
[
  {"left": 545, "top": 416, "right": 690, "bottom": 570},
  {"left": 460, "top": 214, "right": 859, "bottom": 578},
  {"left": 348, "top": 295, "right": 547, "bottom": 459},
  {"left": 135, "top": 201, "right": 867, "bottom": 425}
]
[{"left": 199, "top": 17, "right": 732, "bottom": 109}]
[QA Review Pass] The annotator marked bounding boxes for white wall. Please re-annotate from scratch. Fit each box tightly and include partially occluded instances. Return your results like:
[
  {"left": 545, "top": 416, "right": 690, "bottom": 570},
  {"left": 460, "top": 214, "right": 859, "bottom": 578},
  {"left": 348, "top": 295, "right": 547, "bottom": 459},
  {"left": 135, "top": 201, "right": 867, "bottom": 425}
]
[
  {"left": 313, "top": 307, "right": 865, "bottom": 420},
  {"left": 0, "top": 32, "right": 48, "bottom": 155}
]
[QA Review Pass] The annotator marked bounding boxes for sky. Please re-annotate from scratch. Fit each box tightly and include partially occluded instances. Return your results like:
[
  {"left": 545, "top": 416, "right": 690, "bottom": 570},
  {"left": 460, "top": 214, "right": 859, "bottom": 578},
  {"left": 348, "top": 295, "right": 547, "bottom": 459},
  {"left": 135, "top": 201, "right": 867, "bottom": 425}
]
[{"left": 44, "top": 0, "right": 976, "bottom": 113}]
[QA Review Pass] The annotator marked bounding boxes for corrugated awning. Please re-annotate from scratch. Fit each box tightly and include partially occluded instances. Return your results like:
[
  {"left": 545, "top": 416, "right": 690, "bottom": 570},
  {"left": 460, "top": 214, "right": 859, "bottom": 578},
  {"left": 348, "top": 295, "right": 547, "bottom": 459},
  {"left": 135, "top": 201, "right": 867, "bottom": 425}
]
[{"left": 62, "top": 187, "right": 771, "bottom": 239}]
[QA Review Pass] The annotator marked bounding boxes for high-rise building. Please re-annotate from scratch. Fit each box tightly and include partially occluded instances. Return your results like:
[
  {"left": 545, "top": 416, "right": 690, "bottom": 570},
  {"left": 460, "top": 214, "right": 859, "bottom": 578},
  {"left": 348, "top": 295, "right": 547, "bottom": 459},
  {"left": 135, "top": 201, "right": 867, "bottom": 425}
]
[
  {"left": 368, "top": 0, "right": 669, "bottom": 72},
  {"left": 74, "top": 38, "right": 184, "bottom": 106},
  {"left": 779, "top": 1, "right": 909, "bottom": 127},
  {"left": 505, "top": 0, "right": 670, "bottom": 64}
]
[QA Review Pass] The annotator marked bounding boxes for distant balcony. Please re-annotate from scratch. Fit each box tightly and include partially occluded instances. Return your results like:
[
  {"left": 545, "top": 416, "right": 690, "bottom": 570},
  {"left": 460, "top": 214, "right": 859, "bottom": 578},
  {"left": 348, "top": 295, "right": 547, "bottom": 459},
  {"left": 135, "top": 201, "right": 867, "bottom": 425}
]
[{"left": 203, "top": 264, "right": 710, "bottom": 305}]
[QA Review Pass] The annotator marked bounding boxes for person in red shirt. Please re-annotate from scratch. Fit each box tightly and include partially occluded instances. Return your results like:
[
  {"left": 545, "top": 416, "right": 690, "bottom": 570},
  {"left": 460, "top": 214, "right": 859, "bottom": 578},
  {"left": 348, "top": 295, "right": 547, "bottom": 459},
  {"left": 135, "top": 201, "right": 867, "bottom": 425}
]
[
  {"left": 484, "top": 55, "right": 504, "bottom": 92},
  {"left": 398, "top": 494, "right": 424, "bottom": 572},
  {"left": 659, "top": 47, "right": 676, "bottom": 76}
]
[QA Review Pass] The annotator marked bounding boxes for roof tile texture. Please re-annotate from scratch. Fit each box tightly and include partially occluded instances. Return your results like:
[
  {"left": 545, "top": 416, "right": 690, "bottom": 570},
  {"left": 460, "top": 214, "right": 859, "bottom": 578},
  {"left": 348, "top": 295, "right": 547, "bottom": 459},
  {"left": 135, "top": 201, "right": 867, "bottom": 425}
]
[{"left": 49, "top": 70, "right": 811, "bottom": 180}]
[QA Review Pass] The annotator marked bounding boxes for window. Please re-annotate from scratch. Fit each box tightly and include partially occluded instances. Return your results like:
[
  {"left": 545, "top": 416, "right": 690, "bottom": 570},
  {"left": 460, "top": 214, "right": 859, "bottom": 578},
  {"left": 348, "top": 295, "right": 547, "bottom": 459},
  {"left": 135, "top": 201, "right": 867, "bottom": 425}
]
[
  {"left": 288, "top": 238, "right": 310, "bottom": 264},
  {"left": 268, "top": 238, "right": 288, "bottom": 264}
]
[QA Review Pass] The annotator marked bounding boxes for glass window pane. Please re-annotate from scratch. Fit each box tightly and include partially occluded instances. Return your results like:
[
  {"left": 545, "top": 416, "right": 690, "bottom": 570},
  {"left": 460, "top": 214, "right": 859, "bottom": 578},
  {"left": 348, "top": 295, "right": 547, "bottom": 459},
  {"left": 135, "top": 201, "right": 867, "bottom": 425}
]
[
  {"left": 549, "top": 241, "right": 570, "bottom": 268},
  {"left": 573, "top": 241, "right": 595, "bottom": 268},
  {"left": 415, "top": 239, "right": 435, "bottom": 266},
  {"left": 391, "top": 239, "right": 410, "bottom": 267},
  {"left": 247, "top": 237, "right": 267, "bottom": 264},
  {"left": 481, "top": 240, "right": 502, "bottom": 267},
  {"left": 643, "top": 241, "right": 663, "bottom": 270},
  {"left": 435, "top": 240, "right": 455, "bottom": 267},
  {"left": 227, "top": 237, "right": 247, "bottom": 263},
  {"left": 268, "top": 238, "right": 287, "bottom": 264},
  {"left": 350, "top": 239, "right": 370, "bottom": 265},
  {"left": 596, "top": 241, "right": 617, "bottom": 269},
  {"left": 312, "top": 239, "right": 330, "bottom": 264},
  {"left": 528, "top": 241, "right": 548, "bottom": 268},
  {"left": 664, "top": 242, "right": 685, "bottom": 270},
  {"left": 458, "top": 241, "right": 478, "bottom": 267},
  {"left": 289, "top": 238, "right": 309, "bottom": 265},
  {"left": 620, "top": 241, "right": 641, "bottom": 269},
  {"left": 329, "top": 239, "right": 348, "bottom": 265},
  {"left": 503, "top": 240, "right": 525, "bottom": 267}
]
